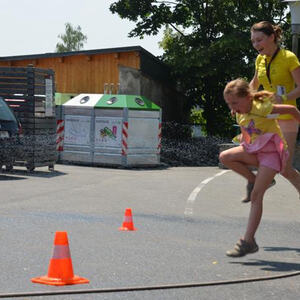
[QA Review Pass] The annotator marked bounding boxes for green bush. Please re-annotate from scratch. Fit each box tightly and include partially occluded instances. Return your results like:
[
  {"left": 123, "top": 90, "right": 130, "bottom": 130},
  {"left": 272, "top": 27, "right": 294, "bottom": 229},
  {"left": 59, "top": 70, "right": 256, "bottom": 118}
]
[{"left": 189, "top": 107, "right": 207, "bottom": 135}]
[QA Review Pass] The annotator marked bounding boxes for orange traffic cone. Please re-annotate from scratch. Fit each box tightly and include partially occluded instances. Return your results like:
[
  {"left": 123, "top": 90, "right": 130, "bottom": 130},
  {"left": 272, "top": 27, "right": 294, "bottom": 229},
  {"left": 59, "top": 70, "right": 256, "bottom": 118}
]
[
  {"left": 31, "top": 231, "right": 89, "bottom": 286},
  {"left": 119, "top": 208, "right": 137, "bottom": 231}
]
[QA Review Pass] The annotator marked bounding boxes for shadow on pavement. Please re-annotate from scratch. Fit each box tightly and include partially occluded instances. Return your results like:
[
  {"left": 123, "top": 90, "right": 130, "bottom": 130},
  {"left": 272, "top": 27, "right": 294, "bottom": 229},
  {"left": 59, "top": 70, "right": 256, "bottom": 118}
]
[
  {"left": 0, "top": 174, "right": 26, "bottom": 181},
  {"left": 263, "top": 246, "right": 300, "bottom": 254},
  {"left": 0, "top": 169, "right": 67, "bottom": 179},
  {"left": 118, "top": 164, "right": 170, "bottom": 171},
  {"left": 230, "top": 259, "right": 300, "bottom": 272}
]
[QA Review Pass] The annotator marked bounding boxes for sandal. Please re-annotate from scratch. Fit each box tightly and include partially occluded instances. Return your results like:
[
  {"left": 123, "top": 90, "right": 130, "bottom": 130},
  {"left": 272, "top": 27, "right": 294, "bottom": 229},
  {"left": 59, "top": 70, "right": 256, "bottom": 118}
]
[
  {"left": 226, "top": 238, "right": 259, "bottom": 257},
  {"left": 241, "top": 179, "right": 276, "bottom": 203}
]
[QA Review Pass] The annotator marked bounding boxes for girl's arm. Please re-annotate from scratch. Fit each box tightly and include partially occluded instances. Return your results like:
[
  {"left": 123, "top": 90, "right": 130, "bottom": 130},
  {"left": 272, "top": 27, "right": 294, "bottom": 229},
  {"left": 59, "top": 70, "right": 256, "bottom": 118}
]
[
  {"left": 274, "top": 67, "right": 300, "bottom": 103},
  {"left": 249, "top": 70, "right": 259, "bottom": 91},
  {"left": 285, "top": 67, "right": 300, "bottom": 101},
  {"left": 272, "top": 104, "right": 300, "bottom": 122}
]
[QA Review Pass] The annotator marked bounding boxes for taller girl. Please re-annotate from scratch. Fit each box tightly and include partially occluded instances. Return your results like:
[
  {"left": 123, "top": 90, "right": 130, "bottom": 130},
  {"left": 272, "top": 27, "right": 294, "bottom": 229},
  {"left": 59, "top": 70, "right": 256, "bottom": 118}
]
[{"left": 245, "top": 21, "right": 300, "bottom": 201}]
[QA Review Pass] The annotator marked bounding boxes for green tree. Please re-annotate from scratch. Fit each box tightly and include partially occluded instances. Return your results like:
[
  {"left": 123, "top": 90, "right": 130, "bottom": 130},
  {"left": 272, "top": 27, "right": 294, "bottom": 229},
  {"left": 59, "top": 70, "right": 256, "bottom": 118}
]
[
  {"left": 56, "top": 23, "right": 87, "bottom": 52},
  {"left": 110, "top": 1, "right": 290, "bottom": 137}
]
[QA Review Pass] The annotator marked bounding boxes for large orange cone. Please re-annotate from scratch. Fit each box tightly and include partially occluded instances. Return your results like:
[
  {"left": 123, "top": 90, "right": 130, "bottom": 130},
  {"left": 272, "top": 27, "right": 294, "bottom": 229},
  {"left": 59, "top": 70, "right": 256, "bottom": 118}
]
[
  {"left": 119, "top": 208, "right": 137, "bottom": 231},
  {"left": 31, "top": 231, "right": 89, "bottom": 286}
]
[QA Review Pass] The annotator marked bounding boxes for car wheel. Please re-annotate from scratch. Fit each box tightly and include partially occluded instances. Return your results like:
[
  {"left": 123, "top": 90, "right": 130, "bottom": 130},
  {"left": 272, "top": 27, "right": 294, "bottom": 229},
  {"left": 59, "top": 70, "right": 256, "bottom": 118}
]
[
  {"left": 26, "top": 165, "right": 35, "bottom": 172},
  {"left": 5, "top": 164, "right": 13, "bottom": 172}
]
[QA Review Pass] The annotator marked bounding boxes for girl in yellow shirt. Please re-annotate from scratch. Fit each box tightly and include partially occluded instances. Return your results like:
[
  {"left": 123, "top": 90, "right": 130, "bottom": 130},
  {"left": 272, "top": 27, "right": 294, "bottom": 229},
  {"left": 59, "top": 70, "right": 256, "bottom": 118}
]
[
  {"left": 247, "top": 21, "right": 300, "bottom": 202},
  {"left": 220, "top": 78, "right": 300, "bottom": 257}
]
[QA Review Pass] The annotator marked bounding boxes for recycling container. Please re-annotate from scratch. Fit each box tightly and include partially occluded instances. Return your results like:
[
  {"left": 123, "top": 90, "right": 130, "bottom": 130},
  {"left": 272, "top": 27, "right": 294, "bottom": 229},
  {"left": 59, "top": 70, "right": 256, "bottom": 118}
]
[
  {"left": 60, "top": 94, "right": 102, "bottom": 163},
  {"left": 60, "top": 94, "right": 161, "bottom": 167}
]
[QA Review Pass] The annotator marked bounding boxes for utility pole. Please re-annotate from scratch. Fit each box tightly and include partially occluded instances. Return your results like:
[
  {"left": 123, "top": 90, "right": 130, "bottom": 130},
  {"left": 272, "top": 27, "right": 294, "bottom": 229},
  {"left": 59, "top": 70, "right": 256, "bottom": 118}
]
[
  {"left": 284, "top": 0, "right": 300, "bottom": 56},
  {"left": 283, "top": 1, "right": 300, "bottom": 148}
]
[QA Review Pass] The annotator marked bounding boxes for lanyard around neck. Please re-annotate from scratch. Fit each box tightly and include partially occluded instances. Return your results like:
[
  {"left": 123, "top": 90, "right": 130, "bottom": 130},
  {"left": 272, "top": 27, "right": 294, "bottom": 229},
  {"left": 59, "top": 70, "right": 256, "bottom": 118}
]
[{"left": 265, "top": 47, "right": 280, "bottom": 85}]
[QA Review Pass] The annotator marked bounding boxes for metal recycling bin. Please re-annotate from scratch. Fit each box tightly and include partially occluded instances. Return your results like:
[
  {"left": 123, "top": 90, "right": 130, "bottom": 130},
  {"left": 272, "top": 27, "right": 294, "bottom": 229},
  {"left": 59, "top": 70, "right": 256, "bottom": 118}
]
[
  {"left": 60, "top": 94, "right": 101, "bottom": 163},
  {"left": 60, "top": 94, "right": 161, "bottom": 167}
]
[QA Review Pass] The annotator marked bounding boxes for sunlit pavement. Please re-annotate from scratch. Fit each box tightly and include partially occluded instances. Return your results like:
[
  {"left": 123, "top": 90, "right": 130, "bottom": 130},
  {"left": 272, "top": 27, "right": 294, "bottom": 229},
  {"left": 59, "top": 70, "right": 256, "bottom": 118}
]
[{"left": 0, "top": 164, "right": 300, "bottom": 300}]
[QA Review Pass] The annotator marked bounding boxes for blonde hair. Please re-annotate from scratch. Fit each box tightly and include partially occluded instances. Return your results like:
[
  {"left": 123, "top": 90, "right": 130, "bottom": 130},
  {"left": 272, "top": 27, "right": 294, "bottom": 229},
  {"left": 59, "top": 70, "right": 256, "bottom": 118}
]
[
  {"left": 224, "top": 78, "right": 274, "bottom": 101},
  {"left": 251, "top": 21, "right": 282, "bottom": 44}
]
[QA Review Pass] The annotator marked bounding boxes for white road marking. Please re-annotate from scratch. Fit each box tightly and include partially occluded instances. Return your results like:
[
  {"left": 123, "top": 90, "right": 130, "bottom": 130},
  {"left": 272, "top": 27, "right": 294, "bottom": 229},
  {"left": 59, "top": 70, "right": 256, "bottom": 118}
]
[{"left": 184, "top": 170, "right": 229, "bottom": 216}]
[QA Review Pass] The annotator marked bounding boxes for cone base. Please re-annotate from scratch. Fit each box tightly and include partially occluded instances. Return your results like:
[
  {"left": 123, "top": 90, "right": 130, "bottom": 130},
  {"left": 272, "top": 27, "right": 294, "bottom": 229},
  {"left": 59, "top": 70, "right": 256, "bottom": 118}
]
[
  {"left": 119, "top": 226, "right": 137, "bottom": 231},
  {"left": 31, "top": 275, "right": 89, "bottom": 286}
]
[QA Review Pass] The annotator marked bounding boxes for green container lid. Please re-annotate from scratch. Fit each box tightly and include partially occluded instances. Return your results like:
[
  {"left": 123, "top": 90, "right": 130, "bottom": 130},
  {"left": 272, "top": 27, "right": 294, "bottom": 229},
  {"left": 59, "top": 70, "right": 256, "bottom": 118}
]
[
  {"left": 94, "top": 94, "right": 160, "bottom": 110},
  {"left": 55, "top": 93, "right": 78, "bottom": 105}
]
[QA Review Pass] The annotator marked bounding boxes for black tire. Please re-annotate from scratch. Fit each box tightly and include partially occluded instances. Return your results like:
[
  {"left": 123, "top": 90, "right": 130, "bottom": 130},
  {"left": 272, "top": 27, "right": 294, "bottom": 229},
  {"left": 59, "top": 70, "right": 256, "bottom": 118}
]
[
  {"left": 5, "top": 164, "right": 13, "bottom": 171},
  {"left": 26, "top": 165, "right": 35, "bottom": 172}
]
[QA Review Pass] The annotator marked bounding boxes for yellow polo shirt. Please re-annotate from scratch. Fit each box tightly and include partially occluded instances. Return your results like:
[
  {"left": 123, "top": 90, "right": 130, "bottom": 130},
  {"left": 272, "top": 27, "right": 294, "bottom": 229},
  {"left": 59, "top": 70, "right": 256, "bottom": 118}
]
[
  {"left": 255, "top": 48, "right": 300, "bottom": 120},
  {"left": 236, "top": 99, "right": 286, "bottom": 147}
]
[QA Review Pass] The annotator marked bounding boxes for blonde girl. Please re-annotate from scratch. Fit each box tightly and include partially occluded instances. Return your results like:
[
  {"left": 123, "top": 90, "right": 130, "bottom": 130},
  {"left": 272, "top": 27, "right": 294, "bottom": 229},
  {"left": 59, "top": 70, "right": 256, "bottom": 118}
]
[{"left": 220, "top": 78, "right": 300, "bottom": 257}]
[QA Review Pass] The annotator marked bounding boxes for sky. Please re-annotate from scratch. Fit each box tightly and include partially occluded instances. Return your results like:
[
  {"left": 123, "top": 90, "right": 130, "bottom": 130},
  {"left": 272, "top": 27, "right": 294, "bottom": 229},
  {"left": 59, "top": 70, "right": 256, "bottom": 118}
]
[{"left": 0, "top": 0, "right": 165, "bottom": 57}]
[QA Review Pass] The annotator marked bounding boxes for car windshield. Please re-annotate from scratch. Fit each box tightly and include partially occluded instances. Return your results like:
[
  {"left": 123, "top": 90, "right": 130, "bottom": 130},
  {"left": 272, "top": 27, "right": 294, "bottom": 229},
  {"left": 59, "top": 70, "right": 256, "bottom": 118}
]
[{"left": 0, "top": 97, "right": 17, "bottom": 121}]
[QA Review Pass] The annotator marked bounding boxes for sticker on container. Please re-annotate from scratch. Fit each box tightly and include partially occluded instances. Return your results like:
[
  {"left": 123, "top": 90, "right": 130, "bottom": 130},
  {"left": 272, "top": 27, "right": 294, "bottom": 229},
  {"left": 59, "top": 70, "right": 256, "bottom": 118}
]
[
  {"left": 64, "top": 115, "right": 91, "bottom": 145},
  {"left": 100, "top": 126, "right": 117, "bottom": 140},
  {"left": 95, "top": 118, "right": 122, "bottom": 147}
]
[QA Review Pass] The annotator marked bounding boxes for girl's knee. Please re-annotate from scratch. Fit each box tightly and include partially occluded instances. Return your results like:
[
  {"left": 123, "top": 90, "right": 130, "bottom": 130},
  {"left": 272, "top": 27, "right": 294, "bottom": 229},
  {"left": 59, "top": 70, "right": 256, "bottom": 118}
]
[
  {"left": 281, "top": 166, "right": 297, "bottom": 179},
  {"left": 219, "top": 151, "right": 226, "bottom": 164},
  {"left": 280, "top": 169, "right": 289, "bottom": 178},
  {"left": 219, "top": 150, "right": 234, "bottom": 164}
]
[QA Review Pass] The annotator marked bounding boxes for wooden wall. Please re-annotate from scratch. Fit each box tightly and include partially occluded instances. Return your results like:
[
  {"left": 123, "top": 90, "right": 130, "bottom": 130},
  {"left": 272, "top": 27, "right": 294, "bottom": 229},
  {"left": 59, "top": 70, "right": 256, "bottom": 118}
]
[{"left": 0, "top": 51, "right": 141, "bottom": 94}]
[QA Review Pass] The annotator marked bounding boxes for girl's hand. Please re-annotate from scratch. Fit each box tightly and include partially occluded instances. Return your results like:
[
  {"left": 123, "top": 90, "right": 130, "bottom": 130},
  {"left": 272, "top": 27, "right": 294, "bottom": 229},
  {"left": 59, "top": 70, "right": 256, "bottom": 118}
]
[{"left": 274, "top": 94, "right": 283, "bottom": 104}]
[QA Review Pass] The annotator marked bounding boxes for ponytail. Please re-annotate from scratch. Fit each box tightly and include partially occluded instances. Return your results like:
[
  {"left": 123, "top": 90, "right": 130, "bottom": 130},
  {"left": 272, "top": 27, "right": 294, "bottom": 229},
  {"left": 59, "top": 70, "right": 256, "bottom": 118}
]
[
  {"left": 253, "top": 90, "right": 275, "bottom": 102},
  {"left": 224, "top": 78, "right": 275, "bottom": 102}
]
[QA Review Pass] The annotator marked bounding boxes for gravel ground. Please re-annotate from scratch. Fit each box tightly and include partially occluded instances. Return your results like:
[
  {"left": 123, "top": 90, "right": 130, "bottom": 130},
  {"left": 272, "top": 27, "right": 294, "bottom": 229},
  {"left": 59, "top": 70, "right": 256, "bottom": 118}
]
[
  {"left": 160, "top": 136, "right": 229, "bottom": 166},
  {"left": 160, "top": 122, "right": 230, "bottom": 167}
]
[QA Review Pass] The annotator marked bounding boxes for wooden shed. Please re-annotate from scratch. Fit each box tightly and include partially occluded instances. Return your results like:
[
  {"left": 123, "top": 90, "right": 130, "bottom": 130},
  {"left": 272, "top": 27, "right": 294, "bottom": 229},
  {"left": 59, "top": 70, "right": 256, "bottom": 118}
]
[{"left": 0, "top": 46, "right": 187, "bottom": 121}]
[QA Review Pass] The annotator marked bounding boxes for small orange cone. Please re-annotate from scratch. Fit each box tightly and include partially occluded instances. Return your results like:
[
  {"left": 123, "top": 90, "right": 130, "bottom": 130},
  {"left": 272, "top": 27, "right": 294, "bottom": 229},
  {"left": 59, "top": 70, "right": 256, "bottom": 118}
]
[
  {"left": 31, "top": 231, "right": 89, "bottom": 286},
  {"left": 119, "top": 208, "right": 137, "bottom": 231}
]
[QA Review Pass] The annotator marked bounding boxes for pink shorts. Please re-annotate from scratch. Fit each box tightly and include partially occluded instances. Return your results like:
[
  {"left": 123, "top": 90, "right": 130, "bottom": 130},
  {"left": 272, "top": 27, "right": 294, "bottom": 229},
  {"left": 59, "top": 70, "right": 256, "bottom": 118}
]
[
  {"left": 242, "top": 133, "right": 289, "bottom": 173},
  {"left": 278, "top": 119, "right": 299, "bottom": 133},
  {"left": 257, "top": 141, "right": 281, "bottom": 172}
]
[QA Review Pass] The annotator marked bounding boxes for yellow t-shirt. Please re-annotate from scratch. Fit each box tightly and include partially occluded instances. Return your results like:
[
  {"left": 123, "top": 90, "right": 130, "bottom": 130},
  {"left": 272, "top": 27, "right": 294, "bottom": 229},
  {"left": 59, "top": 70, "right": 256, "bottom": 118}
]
[
  {"left": 255, "top": 48, "right": 300, "bottom": 120},
  {"left": 236, "top": 99, "right": 286, "bottom": 147}
]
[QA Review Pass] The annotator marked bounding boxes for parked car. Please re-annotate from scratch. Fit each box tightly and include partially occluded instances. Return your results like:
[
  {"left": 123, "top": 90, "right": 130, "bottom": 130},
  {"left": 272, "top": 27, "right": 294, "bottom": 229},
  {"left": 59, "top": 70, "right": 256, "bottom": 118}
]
[{"left": 0, "top": 96, "right": 22, "bottom": 170}]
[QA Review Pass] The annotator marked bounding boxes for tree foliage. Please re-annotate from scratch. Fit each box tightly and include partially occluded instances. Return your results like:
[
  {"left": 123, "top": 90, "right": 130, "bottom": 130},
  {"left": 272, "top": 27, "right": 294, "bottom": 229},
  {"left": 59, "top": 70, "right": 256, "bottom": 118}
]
[
  {"left": 56, "top": 23, "right": 87, "bottom": 53},
  {"left": 110, "top": 0, "right": 290, "bottom": 136}
]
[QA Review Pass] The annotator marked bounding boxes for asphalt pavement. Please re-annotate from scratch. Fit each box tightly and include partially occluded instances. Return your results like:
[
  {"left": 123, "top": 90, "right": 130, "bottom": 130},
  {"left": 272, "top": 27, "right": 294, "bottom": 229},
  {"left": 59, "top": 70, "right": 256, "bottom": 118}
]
[{"left": 0, "top": 163, "right": 300, "bottom": 300}]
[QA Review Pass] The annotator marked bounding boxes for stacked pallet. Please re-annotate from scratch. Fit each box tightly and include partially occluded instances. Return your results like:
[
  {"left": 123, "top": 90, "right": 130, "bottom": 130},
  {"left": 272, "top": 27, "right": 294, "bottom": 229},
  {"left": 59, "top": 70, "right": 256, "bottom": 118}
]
[{"left": 0, "top": 66, "right": 57, "bottom": 171}]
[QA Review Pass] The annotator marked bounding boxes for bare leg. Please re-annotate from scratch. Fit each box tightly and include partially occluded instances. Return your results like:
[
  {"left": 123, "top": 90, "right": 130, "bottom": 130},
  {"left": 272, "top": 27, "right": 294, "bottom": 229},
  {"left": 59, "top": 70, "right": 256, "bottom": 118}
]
[
  {"left": 280, "top": 132, "right": 300, "bottom": 194},
  {"left": 219, "top": 145, "right": 258, "bottom": 183},
  {"left": 226, "top": 164, "right": 277, "bottom": 257},
  {"left": 244, "top": 165, "right": 277, "bottom": 243}
]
